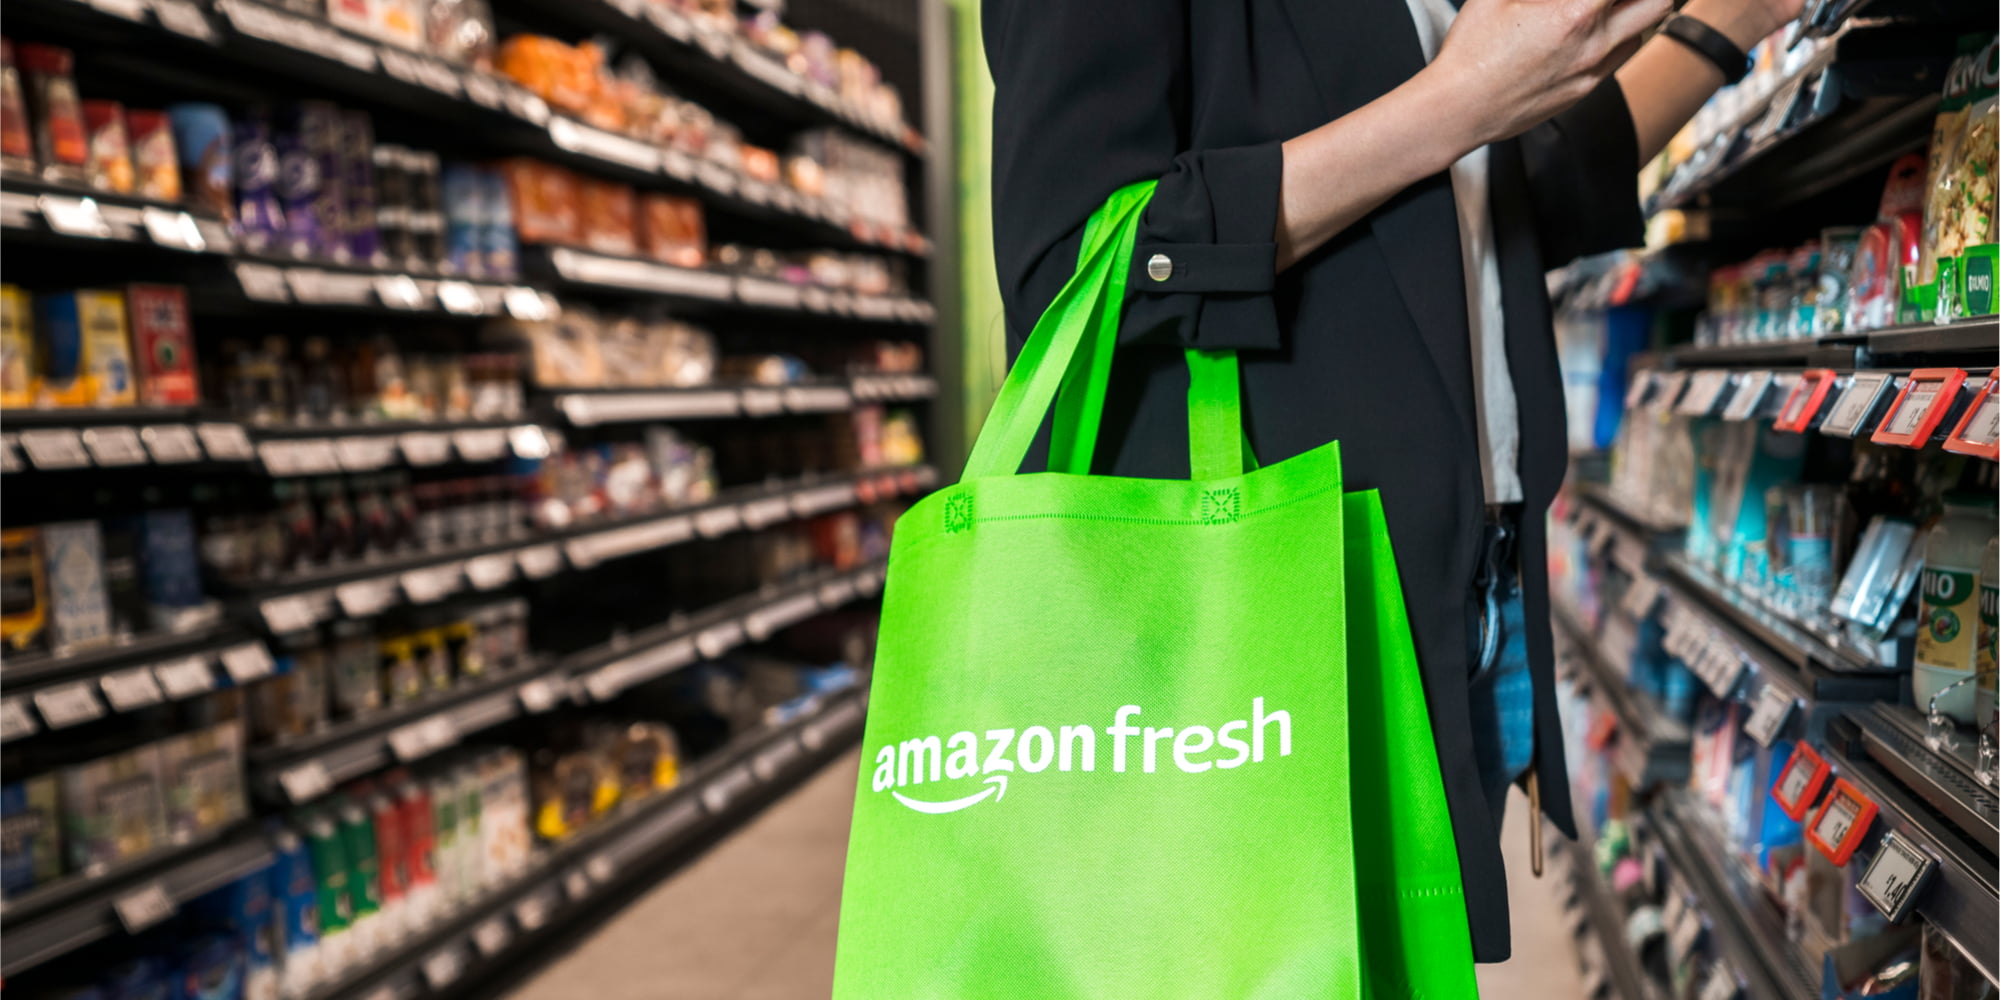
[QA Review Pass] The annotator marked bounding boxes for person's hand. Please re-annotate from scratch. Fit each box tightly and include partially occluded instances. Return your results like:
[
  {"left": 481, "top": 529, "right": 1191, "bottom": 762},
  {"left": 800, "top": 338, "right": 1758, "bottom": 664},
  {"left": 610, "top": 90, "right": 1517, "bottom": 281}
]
[
  {"left": 1426, "top": 0, "right": 1676, "bottom": 148},
  {"left": 1682, "top": 0, "right": 1804, "bottom": 52}
]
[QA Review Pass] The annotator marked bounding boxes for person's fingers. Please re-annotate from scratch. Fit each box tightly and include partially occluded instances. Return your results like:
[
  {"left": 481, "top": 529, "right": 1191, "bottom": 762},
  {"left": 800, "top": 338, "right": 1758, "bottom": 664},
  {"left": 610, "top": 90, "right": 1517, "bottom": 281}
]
[
  {"left": 1588, "top": 32, "right": 1647, "bottom": 76},
  {"left": 1602, "top": 0, "right": 1673, "bottom": 44}
]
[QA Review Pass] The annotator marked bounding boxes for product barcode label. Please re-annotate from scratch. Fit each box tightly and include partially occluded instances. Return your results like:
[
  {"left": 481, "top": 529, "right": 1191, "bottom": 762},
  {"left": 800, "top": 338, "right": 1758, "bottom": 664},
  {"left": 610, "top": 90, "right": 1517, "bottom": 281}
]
[{"left": 35, "top": 682, "right": 106, "bottom": 729}]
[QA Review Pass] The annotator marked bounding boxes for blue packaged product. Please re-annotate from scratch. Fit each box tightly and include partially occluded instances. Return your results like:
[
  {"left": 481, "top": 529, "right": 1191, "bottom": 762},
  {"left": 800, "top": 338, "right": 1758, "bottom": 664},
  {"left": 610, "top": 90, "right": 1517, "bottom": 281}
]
[
  {"left": 339, "top": 111, "right": 379, "bottom": 266},
  {"left": 270, "top": 121, "right": 320, "bottom": 260},
  {"left": 269, "top": 824, "right": 324, "bottom": 995},
  {"left": 480, "top": 167, "right": 517, "bottom": 280},
  {"left": 101, "top": 957, "right": 173, "bottom": 1000},
  {"left": 1, "top": 774, "right": 62, "bottom": 896},
  {"left": 195, "top": 864, "right": 279, "bottom": 1000},
  {"left": 166, "top": 104, "right": 233, "bottom": 221},
  {"left": 137, "top": 509, "right": 203, "bottom": 616},
  {"left": 233, "top": 116, "right": 286, "bottom": 256},
  {"left": 442, "top": 163, "right": 485, "bottom": 277},
  {"left": 178, "top": 933, "right": 247, "bottom": 1000}
]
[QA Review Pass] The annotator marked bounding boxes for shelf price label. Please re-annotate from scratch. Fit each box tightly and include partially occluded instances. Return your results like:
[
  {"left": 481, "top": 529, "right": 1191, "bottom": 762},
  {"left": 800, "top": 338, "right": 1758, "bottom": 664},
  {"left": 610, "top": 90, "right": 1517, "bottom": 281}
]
[
  {"left": 1772, "top": 742, "right": 1831, "bottom": 821},
  {"left": 1807, "top": 778, "right": 1878, "bottom": 866},
  {"left": 100, "top": 666, "right": 166, "bottom": 712},
  {"left": 518, "top": 677, "right": 561, "bottom": 714},
  {"left": 1773, "top": 369, "right": 1838, "bottom": 433},
  {"left": 1872, "top": 368, "right": 1966, "bottom": 448},
  {"left": 260, "top": 594, "right": 321, "bottom": 634},
  {"left": 388, "top": 715, "right": 459, "bottom": 761},
  {"left": 422, "top": 946, "right": 466, "bottom": 991},
  {"left": 402, "top": 562, "right": 465, "bottom": 604},
  {"left": 1668, "top": 905, "right": 1705, "bottom": 965},
  {"left": 81, "top": 426, "right": 148, "bottom": 466},
  {"left": 113, "top": 881, "right": 177, "bottom": 934},
  {"left": 1676, "top": 370, "right": 1734, "bottom": 417},
  {"left": 373, "top": 274, "right": 425, "bottom": 310},
  {"left": 19, "top": 428, "right": 91, "bottom": 469},
  {"left": 1855, "top": 829, "right": 1937, "bottom": 923},
  {"left": 38, "top": 193, "right": 112, "bottom": 237},
  {"left": 465, "top": 552, "right": 516, "bottom": 590},
  {"left": 1, "top": 695, "right": 39, "bottom": 741},
  {"left": 1699, "top": 963, "right": 1741, "bottom": 1000},
  {"left": 153, "top": 656, "right": 215, "bottom": 699},
  {"left": 196, "top": 423, "right": 254, "bottom": 461},
  {"left": 473, "top": 916, "right": 513, "bottom": 957},
  {"left": 1943, "top": 377, "right": 2000, "bottom": 460},
  {"left": 514, "top": 892, "right": 553, "bottom": 931},
  {"left": 451, "top": 428, "right": 510, "bottom": 462},
  {"left": 1621, "top": 574, "right": 1663, "bottom": 620},
  {"left": 515, "top": 544, "right": 563, "bottom": 579},
  {"left": 35, "top": 681, "right": 106, "bottom": 729},
  {"left": 1743, "top": 684, "right": 1797, "bottom": 748},
  {"left": 696, "top": 621, "right": 745, "bottom": 659},
  {"left": 220, "top": 642, "right": 277, "bottom": 683},
  {"left": 140, "top": 425, "right": 204, "bottom": 464},
  {"left": 0, "top": 434, "right": 21, "bottom": 474},
  {"left": 1721, "top": 371, "right": 1773, "bottom": 421},
  {"left": 564, "top": 868, "right": 592, "bottom": 902},
  {"left": 398, "top": 431, "right": 452, "bottom": 466},
  {"left": 1819, "top": 371, "right": 1894, "bottom": 438},
  {"left": 278, "top": 760, "right": 333, "bottom": 803}
]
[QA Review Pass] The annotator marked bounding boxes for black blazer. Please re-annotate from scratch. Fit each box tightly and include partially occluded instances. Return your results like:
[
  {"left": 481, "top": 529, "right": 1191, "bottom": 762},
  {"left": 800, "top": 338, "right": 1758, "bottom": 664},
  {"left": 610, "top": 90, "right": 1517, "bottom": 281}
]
[{"left": 984, "top": 0, "right": 1644, "bottom": 962}]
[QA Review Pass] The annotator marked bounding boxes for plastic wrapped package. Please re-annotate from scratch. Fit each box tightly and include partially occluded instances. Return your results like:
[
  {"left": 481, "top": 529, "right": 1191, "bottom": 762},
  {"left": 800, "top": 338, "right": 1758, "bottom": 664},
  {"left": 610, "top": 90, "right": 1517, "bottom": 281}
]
[{"left": 499, "top": 158, "right": 580, "bottom": 246}]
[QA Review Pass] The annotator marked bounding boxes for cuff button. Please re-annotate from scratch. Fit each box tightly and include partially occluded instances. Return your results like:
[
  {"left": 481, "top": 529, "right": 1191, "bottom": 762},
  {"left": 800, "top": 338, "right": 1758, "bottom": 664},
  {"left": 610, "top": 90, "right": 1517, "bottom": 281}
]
[{"left": 1146, "top": 253, "right": 1173, "bottom": 282}]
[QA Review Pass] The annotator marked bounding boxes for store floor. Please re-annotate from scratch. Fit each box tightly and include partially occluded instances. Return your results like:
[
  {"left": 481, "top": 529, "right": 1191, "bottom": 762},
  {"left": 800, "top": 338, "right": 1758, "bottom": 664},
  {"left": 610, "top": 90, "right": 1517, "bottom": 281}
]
[{"left": 501, "top": 751, "right": 1585, "bottom": 1000}]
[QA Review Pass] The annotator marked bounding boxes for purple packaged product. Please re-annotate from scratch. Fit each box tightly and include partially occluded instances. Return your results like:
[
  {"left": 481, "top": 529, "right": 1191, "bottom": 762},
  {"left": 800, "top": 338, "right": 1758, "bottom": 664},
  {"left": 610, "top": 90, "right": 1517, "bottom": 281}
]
[
  {"left": 298, "top": 102, "right": 349, "bottom": 264},
  {"left": 232, "top": 115, "right": 286, "bottom": 256},
  {"left": 166, "top": 103, "right": 234, "bottom": 222},
  {"left": 442, "top": 163, "right": 485, "bottom": 277},
  {"left": 340, "top": 111, "right": 381, "bottom": 266},
  {"left": 272, "top": 123, "right": 322, "bottom": 259},
  {"left": 480, "top": 167, "right": 517, "bottom": 280}
]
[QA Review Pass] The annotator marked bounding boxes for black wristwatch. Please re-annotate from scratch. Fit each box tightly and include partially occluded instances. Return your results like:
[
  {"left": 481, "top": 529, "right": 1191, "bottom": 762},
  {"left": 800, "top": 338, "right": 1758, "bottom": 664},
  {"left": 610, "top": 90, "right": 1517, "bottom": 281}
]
[{"left": 1661, "top": 14, "right": 1752, "bottom": 85}]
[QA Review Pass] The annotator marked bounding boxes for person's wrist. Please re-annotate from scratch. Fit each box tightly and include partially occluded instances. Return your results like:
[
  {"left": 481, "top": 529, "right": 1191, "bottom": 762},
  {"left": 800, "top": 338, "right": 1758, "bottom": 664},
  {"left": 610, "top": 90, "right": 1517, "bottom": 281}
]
[
  {"left": 1678, "top": 0, "right": 1780, "bottom": 54},
  {"left": 1406, "top": 60, "right": 1492, "bottom": 169}
]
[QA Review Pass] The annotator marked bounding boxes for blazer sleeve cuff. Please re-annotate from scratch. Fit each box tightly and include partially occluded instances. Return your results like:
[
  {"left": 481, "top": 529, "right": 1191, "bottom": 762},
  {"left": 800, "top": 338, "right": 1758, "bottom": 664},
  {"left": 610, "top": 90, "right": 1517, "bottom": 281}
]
[{"left": 1120, "top": 140, "right": 1285, "bottom": 350}]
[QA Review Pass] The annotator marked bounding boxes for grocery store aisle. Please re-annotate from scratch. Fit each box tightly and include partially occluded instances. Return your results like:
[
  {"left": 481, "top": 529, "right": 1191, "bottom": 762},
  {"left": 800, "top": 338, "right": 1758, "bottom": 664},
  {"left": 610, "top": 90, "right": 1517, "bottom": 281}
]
[{"left": 502, "top": 751, "right": 1584, "bottom": 1000}]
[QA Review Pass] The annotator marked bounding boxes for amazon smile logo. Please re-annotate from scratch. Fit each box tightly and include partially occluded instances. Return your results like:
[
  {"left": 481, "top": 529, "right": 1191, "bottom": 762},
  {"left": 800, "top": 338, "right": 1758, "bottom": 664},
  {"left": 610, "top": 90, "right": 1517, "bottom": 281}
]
[{"left": 869, "top": 699, "right": 1293, "bottom": 814}]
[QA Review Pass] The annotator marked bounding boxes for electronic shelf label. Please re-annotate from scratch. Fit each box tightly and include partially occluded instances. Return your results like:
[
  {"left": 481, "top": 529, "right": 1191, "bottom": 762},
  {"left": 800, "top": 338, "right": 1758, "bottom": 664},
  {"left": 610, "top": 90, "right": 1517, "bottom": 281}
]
[{"left": 1872, "top": 368, "right": 1966, "bottom": 448}]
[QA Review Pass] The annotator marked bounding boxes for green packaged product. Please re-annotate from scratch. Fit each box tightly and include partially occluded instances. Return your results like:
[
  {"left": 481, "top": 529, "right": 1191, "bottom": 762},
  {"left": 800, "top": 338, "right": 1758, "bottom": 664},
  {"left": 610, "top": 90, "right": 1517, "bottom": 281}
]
[
  {"left": 302, "top": 811, "right": 353, "bottom": 938},
  {"left": 336, "top": 797, "right": 382, "bottom": 922}
]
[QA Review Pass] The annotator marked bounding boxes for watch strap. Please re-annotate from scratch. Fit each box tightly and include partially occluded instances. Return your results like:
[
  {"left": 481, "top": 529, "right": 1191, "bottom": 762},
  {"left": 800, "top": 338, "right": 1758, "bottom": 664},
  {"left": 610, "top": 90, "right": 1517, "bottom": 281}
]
[{"left": 1662, "top": 14, "right": 1751, "bottom": 86}]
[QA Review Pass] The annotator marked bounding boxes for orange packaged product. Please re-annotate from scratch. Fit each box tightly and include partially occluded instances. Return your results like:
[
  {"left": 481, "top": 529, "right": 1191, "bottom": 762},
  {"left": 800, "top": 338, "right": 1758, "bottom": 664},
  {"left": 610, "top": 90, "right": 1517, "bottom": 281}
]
[
  {"left": 739, "top": 145, "right": 780, "bottom": 185},
  {"left": 578, "top": 178, "right": 636, "bottom": 257},
  {"left": 639, "top": 193, "right": 706, "bottom": 268},
  {"left": 499, "top": 158, "right": 580, "bottom": 246},
  {"left": 497, "top": 36, "right": 600, "bottom": 117}
]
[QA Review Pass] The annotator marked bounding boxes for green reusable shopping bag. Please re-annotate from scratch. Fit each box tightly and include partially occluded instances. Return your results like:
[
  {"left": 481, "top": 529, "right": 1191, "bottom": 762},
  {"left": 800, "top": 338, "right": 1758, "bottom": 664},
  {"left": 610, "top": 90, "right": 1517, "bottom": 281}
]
[{"left": 833, "top": 182, "right": 1477, "bottom": 998}]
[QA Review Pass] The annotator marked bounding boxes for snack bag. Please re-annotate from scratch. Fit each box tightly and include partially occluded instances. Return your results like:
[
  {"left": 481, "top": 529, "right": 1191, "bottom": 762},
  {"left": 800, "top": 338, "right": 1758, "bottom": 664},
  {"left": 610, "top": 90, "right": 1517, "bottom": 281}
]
[
  {"left": 1916, "top": 37, "right": 1996, "bottom": 294},
  {"left": 1940, "top": 90, "right": 1997, "bottom": 318}
]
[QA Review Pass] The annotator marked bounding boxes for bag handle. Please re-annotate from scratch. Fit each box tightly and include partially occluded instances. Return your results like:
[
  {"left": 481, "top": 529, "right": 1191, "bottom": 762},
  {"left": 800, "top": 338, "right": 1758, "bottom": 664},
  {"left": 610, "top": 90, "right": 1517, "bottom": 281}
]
[{"left": 964, "top": 183, "right": 1254, "bottom": 482}]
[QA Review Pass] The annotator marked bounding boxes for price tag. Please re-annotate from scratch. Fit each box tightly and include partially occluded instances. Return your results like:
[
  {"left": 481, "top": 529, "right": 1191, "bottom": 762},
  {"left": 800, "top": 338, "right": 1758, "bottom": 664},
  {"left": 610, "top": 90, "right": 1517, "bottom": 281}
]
[
  {"left": 233, "top": 262, "right": 291, "bottom": 302},
  {"left": 1773, "top": 369, "right": 1837, "bottom": 433},
  {"left": 220, "top": 641, "right": 276, "bottom": 683},
  {"left": 518, "top": 677, "right": 561, "bottom": 714},
  {"left": 503, "top": 86, "right": 551, "bottom": 125},
  {"left": 421, "top": 948, "right": 464, "bottom": 990},
  {"left": 1872, "top": 368, "right": 1967, "bottom": 447},
  {"left": 751, "top": 737, "right": 803, "bottom": 779},
  {"left": 516, "top": 544, "right": 563, "bottom": 579},
  {"left": 740, "top": 494, "right": 793, "bottom": 528},
  {"left": 1743, "top": 685, "right": 1796, "bottom": 748},
  {"left": 332, "top": 435, "right": 398, "bottom": 471},
  {"left": 398, "top": 431, "right": 452, "bottom": 466},
  {"left": 1702, "top": 644, "right": 1746, "bottom": 697},
  {"left": 278, "top": 760, "right": 332, "bottom": 803},
  {"left": 435, "top": 280, "right": 485, "bottom": 315},
  {"left": 1700, "top": 963, "right": 1740, "bottom": 1000},
  {"left": 1676, "top": 370, "right": 1734, "bottom": 417},
  {"left": 693, "top": 505, "right": 743, "bottom": 538},
  {"left": 1820, "top": 371, "right": 1893, "bottom": 438},
  {"left": 38, "top": 193, "right": 112, "bottom": 237},
  {"left": 585, "top": 853, "right": 614, "bottom": 884},
  {"left": 196, "top": 423, "right": 254, "bottom": 461},
  {"left": 509, "top": 424, "right": 551, "bottom": 460},
  {"left": 660, "top": 148, "right": 695, "bottom": 179},
  {"left": 1807, "top": 778, "right": 1878, "bottom": 865},
  {"left": 564, "top": 868, "right": 591, "bottom": 902},
  {"left": 696, "top": 160, "right": 738, "bottom": 196},
  {"left": 451, "top": 428, "right": 509, "bottom": 462},
  {"left": 388, "top": 715, "right": 459, "bottom": 761},
  {"left": 696, "top": 621, "right": 744, "bottom": 659},
  {"left": 141, "top": 205, "right": 209, "bottom": 249},
  {"left": 737, "top": 387, "right": 783, "bottom": 417},
  {"left": 295, "top": 439, "right": 339, "bottom": 473},
  {"left": 1668, "top": 907, "right": 1705, "bottom": 964},
  {"left": 547, "top": 117, "right": 659, "bottom": 172},
  {"left": 140, "top": 425, "right": 203, "bottom": 464},
  {"left": 1, "top": 696, "right": 39, "bottom": 740},
  {"left": 35, "top": 681, "right": 106, "bottom": 729},
  {"left": 745, "top": 593, "right": 821, "bottom": 641},
  {"left": 1855, "top": 830, "right": 1937, "bottom": 923},
  {"left": 335, "top": 577, "right": 398, "bottom": 618},
  {"left": 1621, "top": 575, "right": 1663, "bottom": 620},
  {"left": 514, "top": 893, "right": 552, "bottom": 931},
  {"left": 472, "top": 917, "right": 513, "bottom": 957},
  {"left": 113, "top": 881, "right": 176, "bottom": 934},
  {"left": 1588, "top": 519, "right": 1616, "bottom": 558},
  {"left": 20, "top": 428, "right": 91, "bottom": 469},
  {"left": 260, "top": 595, "right": 320, "bottom": 634},
  {"left": 100, "top": 666, "right": 165, "bottom": 711},
  {"left": 503, "top": 286, "right": 551, "bottom": 321},
  {"left": 464, "top": 552, "right": 515, "bottom": 590},
  {"left": 462, "top": 72, "right": 504, "bottom": 108},
  {"left": 1721, "top": 371, "right": 1773, "bottom": 421},
  {"left": 1772, "top": 742, "right": 1831, "bottom": 821},
  {"left": 402, "top": 563, "right": 464, "bottom": 604},
  {"left": 1943, "top": 378, "right": 2000, "bottom": 460},
  {"left": 153, "top": 655, "right": 215, "bottom": 699},
  {"left": 818, "top": 579, "right": 857, "bottom": 608},
  {"left": 374, "top": 274, "right": 425, "bottom": 310},
  {"left": 0, "top": 434, "right": 20, "bottom": 474}
]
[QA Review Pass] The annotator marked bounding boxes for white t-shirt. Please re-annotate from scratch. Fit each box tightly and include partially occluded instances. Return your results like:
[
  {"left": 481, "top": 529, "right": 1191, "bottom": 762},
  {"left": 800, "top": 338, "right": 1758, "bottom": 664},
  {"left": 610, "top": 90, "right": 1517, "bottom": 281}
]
[{"left": 1401, "top": 0, "right": 1522, "bottom": 504}]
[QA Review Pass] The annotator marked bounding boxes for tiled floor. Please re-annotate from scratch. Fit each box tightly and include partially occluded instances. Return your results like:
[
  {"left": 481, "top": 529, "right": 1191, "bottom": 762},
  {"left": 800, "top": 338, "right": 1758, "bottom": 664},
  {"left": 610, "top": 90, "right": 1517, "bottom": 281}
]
[{"left": 502, "top": 751, "right": 1584, "bottom": 1000}]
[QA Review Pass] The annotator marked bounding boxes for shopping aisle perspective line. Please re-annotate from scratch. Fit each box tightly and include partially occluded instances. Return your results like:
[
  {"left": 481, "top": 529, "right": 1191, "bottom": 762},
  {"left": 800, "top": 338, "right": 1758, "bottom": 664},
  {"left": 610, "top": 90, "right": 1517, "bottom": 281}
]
[{"left": 500, "top": 753, "right": 1585, "bottom": 1000}]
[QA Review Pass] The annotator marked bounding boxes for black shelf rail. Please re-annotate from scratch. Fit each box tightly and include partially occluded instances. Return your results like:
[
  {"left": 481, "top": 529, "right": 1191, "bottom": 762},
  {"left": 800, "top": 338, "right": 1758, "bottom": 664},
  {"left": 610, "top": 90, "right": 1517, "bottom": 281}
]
[
  {"left": 1843, "top": 704, "right": 1999, "bottom": 853},
  {"left": 1650, "top": 793, "right": 1819, "bottom": 1000}
]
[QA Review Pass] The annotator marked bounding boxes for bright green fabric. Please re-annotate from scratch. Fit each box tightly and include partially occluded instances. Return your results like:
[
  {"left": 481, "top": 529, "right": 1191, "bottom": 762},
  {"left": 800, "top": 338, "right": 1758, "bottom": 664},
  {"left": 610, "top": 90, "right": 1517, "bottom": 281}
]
[{"left": 834, "top": 182, "right": 1476, "bottom": 998}]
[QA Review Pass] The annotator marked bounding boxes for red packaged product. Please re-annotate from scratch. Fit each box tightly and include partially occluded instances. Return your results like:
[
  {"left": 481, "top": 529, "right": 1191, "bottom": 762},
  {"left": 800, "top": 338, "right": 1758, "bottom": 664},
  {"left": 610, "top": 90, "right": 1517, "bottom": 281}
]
[
  {"left": 398, "top": 779, "right": 437, "bottom": 900},
  {"left": 499, "top": 158, "right": 579, "bottom": 246},
  {"left": 15, "top": 43, "right": 86, "bottom": 181},
  {"left": 578, "top": 178, "right": 636, "bottom": 256},
  {"left": 81, "top": 99, "right": 135, "bottom": 194},
  {"left": 370, "top": 787, "right": 409, "bottom": 915},
  {"left": 1, "top": 39, "right": 34, "bottom": 171},
  {"left": 124, "top": 110, "right": 183, "bottom": 202},
  {"left": 1888, "top": 210, "right": 1924, "bottom": 298},
  {"left": 126, "top": 285, "right": 200, "bottom": 404},
  {"left": 639, "top": 193, "right": 706, "bottom": 267}
]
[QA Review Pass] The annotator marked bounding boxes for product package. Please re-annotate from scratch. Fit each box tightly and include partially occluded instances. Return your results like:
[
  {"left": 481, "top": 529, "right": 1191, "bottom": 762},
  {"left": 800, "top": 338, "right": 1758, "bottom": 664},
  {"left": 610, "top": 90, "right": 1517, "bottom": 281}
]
[
  {"left": 157, "top": 721, "right": 248, "bottom": 844},
  {"left": 499, "top": 158, "right": 580, "bottom": 246},
  {"left": 61, "top": 743, "right": 170, "bottom": 874},
  {"left": 81, "top": 99, "right": 136, "bottom": 194},
  {"left": 125, "top": 109, "right": 183, "bottom": 202},
  {"left": 639, "top": 193, "right": 706, "bottom": 267},
  {"left": 1, "top": 774, "right": 63, "bottom": 897},
  {"left": 1, "top": 527, "right": 48, "bottom": 652},
  {"left": 235, "top": 114, "right": 287, "bottom": 257},
  {"left": 1, "top": 39, "right": 35, "bottom": 173},
  {"left": 269, "top": 825, "right": 325, "bottom": 996},
  {"left": 167, "top": 103, "right": 234, "bottom": 220},
  {"left": 43, "top": 519, "right": 113, "bottom": 649},
  {"left": 17, "top": 43, "right": 86, "bottom": 183},
  {"left": 126, "top": 284, "right": 200, "bottom": 405},
  {"left": 1, "top": 283, "right": 34, "bottom": 407},
  {"left": 38, "top": 289, "right": 137, "bottom": 407}
]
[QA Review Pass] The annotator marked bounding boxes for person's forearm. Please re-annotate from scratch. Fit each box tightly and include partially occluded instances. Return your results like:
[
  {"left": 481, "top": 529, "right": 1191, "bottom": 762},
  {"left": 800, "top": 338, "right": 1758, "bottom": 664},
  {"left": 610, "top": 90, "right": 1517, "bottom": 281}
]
[
  {"left": 1617, "top": 0, "right": 1784, "bottom": 164},
  {"left": 1276, "top": 68, "right": 1480, "bottom": 271}
]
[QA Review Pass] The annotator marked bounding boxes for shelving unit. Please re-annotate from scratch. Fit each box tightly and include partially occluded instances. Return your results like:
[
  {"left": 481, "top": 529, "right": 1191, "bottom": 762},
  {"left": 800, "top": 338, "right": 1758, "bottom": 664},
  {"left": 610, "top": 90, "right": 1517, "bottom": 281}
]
[{"left": 1650, "top": 794, "right": 1820, "bottom": 1000}]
